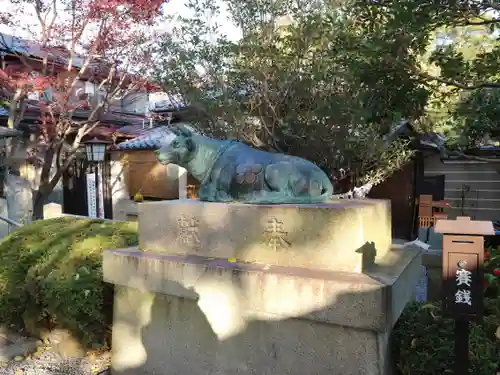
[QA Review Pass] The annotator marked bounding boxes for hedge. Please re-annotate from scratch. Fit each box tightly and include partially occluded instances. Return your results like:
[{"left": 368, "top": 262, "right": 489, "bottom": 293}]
[{"left": 0, "top": 217, "right": 138, "bottom": 346}]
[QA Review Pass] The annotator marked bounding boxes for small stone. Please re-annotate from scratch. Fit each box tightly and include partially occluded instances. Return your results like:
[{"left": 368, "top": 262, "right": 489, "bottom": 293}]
[
  {"left": 0, "top": 334, "right": 11, "bottom": 346},
  {"left": 13, "top": 355, "right": 24, "bottom": 361}
]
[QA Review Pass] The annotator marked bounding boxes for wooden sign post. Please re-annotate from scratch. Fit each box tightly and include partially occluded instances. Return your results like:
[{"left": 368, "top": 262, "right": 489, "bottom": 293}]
[{"left": 435, "top": 216, "right": 494, "bottom": 375}]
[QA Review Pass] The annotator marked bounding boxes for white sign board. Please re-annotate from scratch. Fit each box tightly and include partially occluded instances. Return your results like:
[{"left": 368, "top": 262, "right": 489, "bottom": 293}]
[
  {"left": 414, "top": 265, "right": 428, "bottom": 302},
  {"left": 86, "top": 172, "right": 97, "bottom": 218}
]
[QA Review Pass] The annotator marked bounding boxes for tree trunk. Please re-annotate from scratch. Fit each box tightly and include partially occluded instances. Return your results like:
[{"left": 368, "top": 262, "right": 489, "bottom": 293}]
[{"left": 31, "top": 191, "right": 45, "bottom": 221}]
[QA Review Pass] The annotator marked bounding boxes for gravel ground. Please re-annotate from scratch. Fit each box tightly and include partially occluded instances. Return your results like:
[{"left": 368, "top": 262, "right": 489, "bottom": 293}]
[
  {"left": 0, "top": 350, "right": 110, "bottom": 375},
  {"left": 0, "top": 328, "right": 110, "bottom": 375}
]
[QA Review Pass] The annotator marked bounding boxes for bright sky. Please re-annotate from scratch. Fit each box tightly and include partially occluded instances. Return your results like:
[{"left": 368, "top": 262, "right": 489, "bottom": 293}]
[
  {"left": 0, "top": 0, "right": 242, "bottom": 42},
  {"left": 163, "top": 0, "right": 242, "bottom": 42}
]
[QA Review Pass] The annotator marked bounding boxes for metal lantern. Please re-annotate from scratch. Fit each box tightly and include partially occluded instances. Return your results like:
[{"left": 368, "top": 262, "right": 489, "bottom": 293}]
[{"left": 83, "top": 138, "right": 110, "bottom": 162}]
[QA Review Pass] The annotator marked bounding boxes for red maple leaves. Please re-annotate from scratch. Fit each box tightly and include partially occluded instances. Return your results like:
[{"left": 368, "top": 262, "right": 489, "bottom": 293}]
[
  {"left": 0, "top": 0, "right": 164, "bottom": 174},
  {"left": 0, "top": 0, "right": 164, "bottom": 118},
  {"left": 89, "top": 0, "right": 165, "bottom": 22}
]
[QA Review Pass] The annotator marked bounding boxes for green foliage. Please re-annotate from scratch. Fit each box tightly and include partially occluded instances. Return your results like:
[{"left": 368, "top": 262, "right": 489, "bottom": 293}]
[
  {"left": 155, "top": 0, "right": 500, "bottom": 182},
  {"left": 352, "top": 1, "right": 500, "bottom": 147},
  {"left": 451, "top": 89, "right": 500, "bottom": 148},
  {"left": 485, "top": 246, "right": 500, "bottom": 296},
  {"left": 154, "top": 0, "right": 422, "bottom": 185},
  {"left": 393, "top": 299, "right": 499, "bottom": 375},
  {"left": 0, "top": 217, "right": 138, "bottom": 346}
]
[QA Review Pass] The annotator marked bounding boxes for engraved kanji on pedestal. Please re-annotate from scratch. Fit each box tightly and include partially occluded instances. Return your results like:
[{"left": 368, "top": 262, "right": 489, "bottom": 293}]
[
  {"left": 263, "top": 217, "right": 291, "bottom": 251},
  {"left": 177, "top": 215, "right": 201, "bottom": 249}
]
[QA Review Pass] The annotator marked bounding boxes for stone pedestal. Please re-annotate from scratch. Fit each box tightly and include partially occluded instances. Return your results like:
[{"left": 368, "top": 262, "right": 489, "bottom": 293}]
[
  {"left": 138, "top": 199, "right": 392, "bottom": 273},
  {"left": 103, "top": 199, "right": 422, "bottom": 375}
]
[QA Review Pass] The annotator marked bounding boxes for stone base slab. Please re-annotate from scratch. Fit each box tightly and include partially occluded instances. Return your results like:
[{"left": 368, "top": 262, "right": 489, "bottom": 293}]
[
  {"left": 138, "top": 199, "right": 392, "bottom": 272},
  {"left": 103, "top": 244, "right": 421, "bottom": 332},
  {"left": 103, "top": 245, "right": 421, "bottom": 375}
]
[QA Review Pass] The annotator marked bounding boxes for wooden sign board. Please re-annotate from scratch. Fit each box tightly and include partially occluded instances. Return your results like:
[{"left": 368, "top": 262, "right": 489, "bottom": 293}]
[
  {"left": 442, "top": 235, "right": 483, "bottom": 321},
  {"left": 436, "top": 217, "right": 494, "bottom": 322}
]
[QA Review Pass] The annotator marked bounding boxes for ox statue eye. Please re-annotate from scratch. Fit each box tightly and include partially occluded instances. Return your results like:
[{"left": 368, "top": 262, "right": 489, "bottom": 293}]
[{"left": 172, "top": 140, "right": 179, "bottom": 148}]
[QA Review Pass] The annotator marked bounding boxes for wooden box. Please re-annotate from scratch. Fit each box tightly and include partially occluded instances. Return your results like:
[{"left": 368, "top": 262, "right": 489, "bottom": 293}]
[{"left": 121, "top": 150, "right": 179, "bottom": 200}]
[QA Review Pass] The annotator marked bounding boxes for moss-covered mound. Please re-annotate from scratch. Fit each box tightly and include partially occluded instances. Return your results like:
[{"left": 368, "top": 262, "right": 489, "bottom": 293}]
[{"left": 0, "top": 217, "right": 138, "bottom": 346}]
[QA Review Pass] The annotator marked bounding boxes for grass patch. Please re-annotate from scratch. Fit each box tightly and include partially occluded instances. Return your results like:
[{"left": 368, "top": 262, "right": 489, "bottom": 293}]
[
  {"left": 0, "top": 217, "right": 138, "bottom": 346},
  {"left": 392, "top": 298, "right": 499, "bottom": 375}
]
